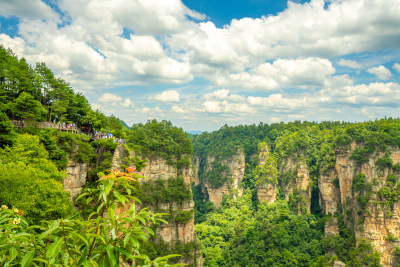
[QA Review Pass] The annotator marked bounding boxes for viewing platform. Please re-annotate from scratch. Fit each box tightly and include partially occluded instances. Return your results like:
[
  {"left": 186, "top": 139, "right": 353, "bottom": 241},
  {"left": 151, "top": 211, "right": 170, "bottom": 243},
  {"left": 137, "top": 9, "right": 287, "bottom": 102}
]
[
  {"left": 12, "top": 121, "right": 80, "bottom": 134},
  {"left": 11, "top": 120, "right": 126, "bottom": 144}
]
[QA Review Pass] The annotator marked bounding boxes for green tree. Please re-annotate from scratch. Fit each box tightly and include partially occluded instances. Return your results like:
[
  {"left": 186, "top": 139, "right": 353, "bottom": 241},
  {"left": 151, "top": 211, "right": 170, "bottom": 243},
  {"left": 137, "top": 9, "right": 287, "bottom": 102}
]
[
  {"left": 0, "top": 111, "right": 16, "bottom": 148},
  {"left": 12, "top": 92, "right": 46, "bottom": 128},
  {"left": 84, "top": 109, "right": 109, "bottom": 131},
  {"left": 0, "top": 168, "right": 181, "bottom": 266},
  {"left": 0, "top": 134, "right": 72, "bottom": 223}
]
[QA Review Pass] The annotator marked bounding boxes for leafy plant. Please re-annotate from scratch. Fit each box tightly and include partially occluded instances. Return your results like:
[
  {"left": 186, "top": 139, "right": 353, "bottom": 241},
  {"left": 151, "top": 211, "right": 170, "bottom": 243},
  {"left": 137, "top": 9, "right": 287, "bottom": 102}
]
[{"left": 0, "top": 168, "right": 182, "bottom": 266}]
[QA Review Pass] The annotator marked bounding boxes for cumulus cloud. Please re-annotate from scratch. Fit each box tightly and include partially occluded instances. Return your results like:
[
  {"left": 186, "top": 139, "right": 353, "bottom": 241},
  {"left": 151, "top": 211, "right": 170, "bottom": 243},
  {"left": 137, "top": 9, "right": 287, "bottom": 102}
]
[
  {"left": 393, "top": 63, "right": 400, "bottom": 73},
  {"left": 246, "top": 82, "right": 400, "bottom": 112},
  {"left": 202, "top": 100, "right": 253, "bottom": 114},
  {"left": 98, "top": 93, "right": 122, "bottom": 102},
  {"left": 154, "top": 90, "right": 180, "bottom": 102},
  {"left": 172, "top": 106, "right": 185, "bottom": 113},
  {"left": 122, "top": 99, "right": 134, "bottom": 108},
  {"left": 203, "top": 89, "right": 245, "bottom": 101},
  {"left": 169, "top": 0, "right": 400, "bottom": 70},
  {"left": 212, "top": 57, "right": 338, "bottom": 90},
  {"left": 2, "top": 0, "right": 400, "bottom": 130},
  {"left": 337, "top": 59, "right": 363, "bottom": 69},
  {"left": 367, "top": 65, "right": 392, "bottom": 80},
  {"left": 0, "top": 0, "right": 59, "bottom": 21}
]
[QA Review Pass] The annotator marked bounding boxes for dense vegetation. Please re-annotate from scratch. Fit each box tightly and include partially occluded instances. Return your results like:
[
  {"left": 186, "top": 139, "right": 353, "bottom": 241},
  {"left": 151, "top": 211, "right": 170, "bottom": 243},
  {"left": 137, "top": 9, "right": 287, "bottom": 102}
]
[
  {"left": 0, "top": 169, "right": 182, "bottom": 266},
  {"left": 128, "top": 119, "right": 193, "bottom": 168},
  {"left": 0, "top": 46, "right": 197, "bottom": 265},
  {"left": 192, "top": 118, "right": 400, "bottom": 266}
]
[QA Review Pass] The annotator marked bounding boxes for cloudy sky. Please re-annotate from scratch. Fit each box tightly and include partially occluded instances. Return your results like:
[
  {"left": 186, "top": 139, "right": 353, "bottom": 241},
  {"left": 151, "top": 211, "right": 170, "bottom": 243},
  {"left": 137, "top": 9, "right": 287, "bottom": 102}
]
[{"left": 1, "top": 0, "right": 400, "bottom": 131}]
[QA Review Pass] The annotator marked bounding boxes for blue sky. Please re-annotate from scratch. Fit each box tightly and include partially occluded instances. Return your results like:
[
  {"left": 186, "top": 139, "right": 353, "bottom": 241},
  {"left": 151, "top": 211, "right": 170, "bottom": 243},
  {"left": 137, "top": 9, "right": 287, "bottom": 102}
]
[{"left": 0, "top": 0, "right": 400, "bottom": 131}]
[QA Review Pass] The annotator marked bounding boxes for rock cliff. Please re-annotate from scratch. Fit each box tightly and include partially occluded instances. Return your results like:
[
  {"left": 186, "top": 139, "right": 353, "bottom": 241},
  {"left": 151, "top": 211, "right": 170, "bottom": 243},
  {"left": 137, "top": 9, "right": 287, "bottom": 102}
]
[
  {"left": 318, "top": 142, "right": 400, "bottom": 266},
  {"left": 112, "top": 146, "right": 201, "bottom": 266},
  {"left": 199, "top": 149, "right": 245, "bottom": 207},
  {"left": 279, "top": 156, "right": 311, "bottom": 214},
  {"left": 64, "top": 160, "right": 88, "bottom": 201},
  {"left": 255, "top": 143, "right": 311, "bottom": 213},
  {"left": 256, "top": 143, "right": 277, "bottom": 204}
]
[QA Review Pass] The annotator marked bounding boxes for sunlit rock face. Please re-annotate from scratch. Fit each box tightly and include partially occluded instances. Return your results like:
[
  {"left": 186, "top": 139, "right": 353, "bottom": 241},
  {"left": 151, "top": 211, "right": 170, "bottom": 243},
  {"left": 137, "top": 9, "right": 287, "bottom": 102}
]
[
  {"left": 64, "top": 160, "right": 88, "bottom": 200},
  {"left": 318, "top": 142, "right": 400, "bottom": 266},
  {"left": 255, "top": 144, "right": 311, "bottom": 214},
  {"left": 112, "top": 145, "right": 201, "bottom": 266},
  {"left": 199, "top": 149, "right": 245, "bottom": 207}
]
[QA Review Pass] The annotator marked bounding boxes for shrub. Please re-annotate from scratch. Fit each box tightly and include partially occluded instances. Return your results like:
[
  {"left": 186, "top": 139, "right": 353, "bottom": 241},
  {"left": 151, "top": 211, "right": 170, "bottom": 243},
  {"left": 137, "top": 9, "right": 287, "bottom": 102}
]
[{"left": 0, "top": 169, "right": 181, "bottom": 266}]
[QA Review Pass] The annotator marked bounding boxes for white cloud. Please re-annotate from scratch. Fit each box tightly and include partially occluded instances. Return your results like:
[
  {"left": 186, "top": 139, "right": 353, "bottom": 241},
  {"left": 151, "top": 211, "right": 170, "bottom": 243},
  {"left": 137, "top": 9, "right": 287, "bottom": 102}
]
[
  {"left": 0, "top": 0, "right": 59, "bottom": 21},
  {"left": 212, "top": 57, "right": 338, "bottom": 90},
  {"left": 171, "top": 106, "right": 185, "bottom": 113},
  {"left": 98, "top": 93, "right": 122, "bottom": 102},
  {"left": 59, "top": 0, "right": 205, "bottom": 35},
  {"left": 154, "top": 90, "right": 180, "bottom": 102},
  {"left": 122, "top": 99, "right": 134, "bottom": 108},
  {"left": 2, "top": 0, "right": 400, "bottom": 131},
  {"left": 337, "top": 59, "right": 363, "bottom": 69},
  {"left": 203, "top": 89, "right": 245, "bottom": 101},
  {"left": 169, "top": 0, "right": 400, "bottom": 70},
  {"left": 367, "top": 65, "right": 392, "bottom": 80},
  {"left": 393, "top": 63, "right": 400, "bottom": 73},
  {"left": 203, "top": 101, "right": 221, "bottom": 113}
]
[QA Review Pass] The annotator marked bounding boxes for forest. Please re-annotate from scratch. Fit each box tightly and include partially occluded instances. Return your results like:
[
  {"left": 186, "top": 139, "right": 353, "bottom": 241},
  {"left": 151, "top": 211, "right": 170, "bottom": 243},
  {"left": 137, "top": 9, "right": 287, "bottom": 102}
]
[{"left": 2, "top": 45, "right": 400, "bottom": 266}]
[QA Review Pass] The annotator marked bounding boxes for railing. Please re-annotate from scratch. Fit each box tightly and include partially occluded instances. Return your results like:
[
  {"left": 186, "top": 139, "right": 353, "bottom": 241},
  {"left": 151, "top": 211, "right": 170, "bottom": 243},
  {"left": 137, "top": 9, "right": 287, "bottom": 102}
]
[
  {"left": 12, "top": 121, "right": 80, "bottom": 133},
  {"left": 12, "top": 120, "right": 126, "bottom": 144}
]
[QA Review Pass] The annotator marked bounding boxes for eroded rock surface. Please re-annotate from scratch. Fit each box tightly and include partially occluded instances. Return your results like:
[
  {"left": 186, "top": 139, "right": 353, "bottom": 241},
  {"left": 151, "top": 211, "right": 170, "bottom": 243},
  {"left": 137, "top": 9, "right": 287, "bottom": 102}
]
[
  {"left": 64, "top": 160, "right": 88, "bottom": 200},
  {"left": 201, "top": 149, "right": 245, "bottom": 207}
]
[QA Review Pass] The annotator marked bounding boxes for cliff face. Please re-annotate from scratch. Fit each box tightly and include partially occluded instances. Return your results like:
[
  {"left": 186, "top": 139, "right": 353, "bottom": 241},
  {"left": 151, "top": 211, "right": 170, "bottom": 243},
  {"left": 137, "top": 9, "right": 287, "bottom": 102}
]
[
  {"left": 200, "top": 149, "right": 245, "bottom": 207},
  {"left": 279, "top": 157, "right": 311, "bottom": 214},
  {"left": 64, "top": 160, "right": 88, "bottom": 201},
  {"left": 318, "top": 142, "right": 400, "bottom": 266},
  {"left": 111, "top": 146, "right": 201, "bottom": 266},
  {"left": 255, "top": 144, "right": 311, "bottom": 213},
  {"left": 141, "top": 156, "right": 193, "bottom": 184},
  {"left": 256, "top": 144, "right": 277, "bottom": 204}
]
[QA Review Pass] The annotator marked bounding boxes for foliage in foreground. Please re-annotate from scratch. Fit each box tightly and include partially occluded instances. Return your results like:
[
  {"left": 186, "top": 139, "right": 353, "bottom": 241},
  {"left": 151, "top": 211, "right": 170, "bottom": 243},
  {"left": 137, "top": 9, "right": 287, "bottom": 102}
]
[
  {"left": 0, "top": 168, "right": 182, "bottom": 266},
  {"left": 0, "top": 134, "right": 72, "bottom": 224}
]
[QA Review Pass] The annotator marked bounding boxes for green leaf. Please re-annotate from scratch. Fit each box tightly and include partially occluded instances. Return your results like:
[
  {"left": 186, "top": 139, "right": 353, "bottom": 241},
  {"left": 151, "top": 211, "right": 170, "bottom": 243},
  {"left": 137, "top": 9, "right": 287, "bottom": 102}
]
[
  {"left": 87, "top": 233, "right": 106, "bottom": 244},
  {"left": 114, "top": 246, "right": 135, "bottom": 260},
  {"left": 38, "top": 221, "right": 59, "bottom": 240},
  {"left": 105, "top": 182, "right": 113, "bottom": 196},
  {"left": 123, "top": 233, "right": 131, "bottom": 247},
  {"left": 113, "top": 191, "right": 127, "bottom": 205},
  {"left": 90, "top": 259, "right": 99, "bottom": 267},
  {"left": 86, "top": 197, "right": 93, "bottom": 204},
  {"left": 70, "top": 232, "right": 89, "bottom": 246},
  {"left": 108, "top": 207, "right": 116, "bottom": 224},
  {"left": 21, "top": 249, "right": 35, "bottom": 267},
  {"left": 9, "top": 247, "right": 17, "bottom": 262},
  {"left": 144, "top": 227, "right": 154, "bottom": 235},
  {"left": 106, "top": 244, "right": 117, "bottom": 266},
  {"left": 75, "top": 192, "right": 89, "bottom": 202},
  {"left": 46, "top": 237, "right": 63, "bottom": 259},
  {"left": 97, "top": 172, "right": 105, "bottom": 179}
]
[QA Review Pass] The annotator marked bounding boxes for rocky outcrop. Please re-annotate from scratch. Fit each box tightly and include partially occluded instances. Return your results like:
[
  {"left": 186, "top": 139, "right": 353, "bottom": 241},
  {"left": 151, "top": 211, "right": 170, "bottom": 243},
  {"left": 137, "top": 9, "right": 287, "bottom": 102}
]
[
  {"left": 156, "top": 201, "right": 196, "bottom": 243},
  {"left": 257, "top": 183, "right": 277, "bottom": 204},
  {"left": 256, "top": 143, "right": 277, "bottom": 204},
  {"left": 255, "top": 143, "right": 311, "bottom": 212},
  {"left": 112, "top": 146, "right": 200, "bottom": 266},
  {"left": 141, "top": 156, "right": 193, "bottom": 185},
  {"left": 279, "top": 157, "right": 311, "bottom": 214},
  {"left": 318, "top": 142, "right": 400, "bottom": 266},
  {"left": 201, "top": 149, "right": 245, "bottom": 207},
  {"left": 64, "top": 160, "right": 88, "bottom": 200}
]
